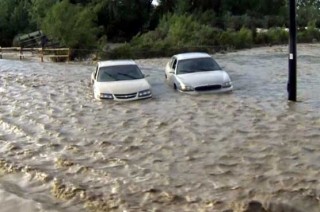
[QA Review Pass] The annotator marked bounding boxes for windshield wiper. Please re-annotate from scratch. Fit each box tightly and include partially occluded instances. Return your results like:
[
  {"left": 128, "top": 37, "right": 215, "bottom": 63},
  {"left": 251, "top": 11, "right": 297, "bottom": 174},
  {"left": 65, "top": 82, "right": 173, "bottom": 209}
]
[
  {"left": 198, "top": 67, "right": 216, "bottom": 71},
  {"left": 117, "top": 73, "right": 140, "bottom": 79},
  {"left": 178, "top": 69, "right": 193, "bottom": 74},
  {"left": 99, "top": 72, "right": 116, "bottom": 81}
]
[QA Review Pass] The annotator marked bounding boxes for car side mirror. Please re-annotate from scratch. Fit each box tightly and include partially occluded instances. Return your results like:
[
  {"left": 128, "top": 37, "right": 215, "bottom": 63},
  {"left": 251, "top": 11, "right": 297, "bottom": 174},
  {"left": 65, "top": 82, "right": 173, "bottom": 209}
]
[
  {"left": 143, "top": 74, "right": 150, "bottom": 77},
  {"left": 169, "top": 70, "right": 174, "bottom": 74}
]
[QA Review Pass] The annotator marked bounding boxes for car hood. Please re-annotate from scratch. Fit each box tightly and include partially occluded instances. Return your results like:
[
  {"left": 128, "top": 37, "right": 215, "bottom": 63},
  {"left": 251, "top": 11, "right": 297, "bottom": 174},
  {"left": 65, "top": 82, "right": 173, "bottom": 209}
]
[
  {"left": 176, "top": 70, "right": 230, "bottom": 86},
  {"left": 95, "top": 79, "right": 150, "bottom": 94}
]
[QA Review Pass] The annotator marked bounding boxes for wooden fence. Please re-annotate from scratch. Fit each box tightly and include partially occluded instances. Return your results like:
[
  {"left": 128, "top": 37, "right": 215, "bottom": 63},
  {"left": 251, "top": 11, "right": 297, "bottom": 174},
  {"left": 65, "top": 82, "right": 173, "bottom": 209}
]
[{"left": 0, "top": 47, "right": 70, "bottom": 62}]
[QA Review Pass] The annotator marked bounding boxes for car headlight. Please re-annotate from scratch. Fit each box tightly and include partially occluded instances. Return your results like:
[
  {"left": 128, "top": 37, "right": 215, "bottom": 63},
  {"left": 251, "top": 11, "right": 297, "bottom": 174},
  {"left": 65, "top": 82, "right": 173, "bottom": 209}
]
[
  {"left": 222, "top": 81, "right": 232, "bottom": 88},
  {"left": 99, "top": 93, "right": 114, "bottom": 99},
  {"left": 138, "top": 89, "right": 152, "bottom": 97},
  {"left": 180, "top": 84, "right": 194, "bottom": 91}
]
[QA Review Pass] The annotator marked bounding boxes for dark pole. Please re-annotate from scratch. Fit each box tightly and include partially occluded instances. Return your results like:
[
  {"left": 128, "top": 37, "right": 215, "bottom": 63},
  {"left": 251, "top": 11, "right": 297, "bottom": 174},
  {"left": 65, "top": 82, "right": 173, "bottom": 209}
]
[{"left": 288, "top": 0, "right": 297, "bottom": 101}]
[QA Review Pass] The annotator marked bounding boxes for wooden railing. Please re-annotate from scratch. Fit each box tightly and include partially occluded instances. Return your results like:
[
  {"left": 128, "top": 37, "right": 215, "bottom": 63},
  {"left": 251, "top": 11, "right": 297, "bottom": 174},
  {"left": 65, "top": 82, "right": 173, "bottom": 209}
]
[{"left": 0, "top": 47, "right": 70, "bottom": 62}]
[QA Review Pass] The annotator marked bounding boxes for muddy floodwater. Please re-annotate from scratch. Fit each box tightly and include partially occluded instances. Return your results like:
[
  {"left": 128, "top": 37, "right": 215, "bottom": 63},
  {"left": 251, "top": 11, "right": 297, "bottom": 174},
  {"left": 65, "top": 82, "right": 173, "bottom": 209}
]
[{"left": 0, "top": 44, "right": 320, "bottom": 212}]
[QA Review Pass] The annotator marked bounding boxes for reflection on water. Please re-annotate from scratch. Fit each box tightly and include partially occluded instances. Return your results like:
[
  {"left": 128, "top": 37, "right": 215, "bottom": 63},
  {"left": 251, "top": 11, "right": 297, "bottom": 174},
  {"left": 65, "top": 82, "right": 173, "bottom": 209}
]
[{"left": 0, "top": 44, "right": 320, "bottom": 211}]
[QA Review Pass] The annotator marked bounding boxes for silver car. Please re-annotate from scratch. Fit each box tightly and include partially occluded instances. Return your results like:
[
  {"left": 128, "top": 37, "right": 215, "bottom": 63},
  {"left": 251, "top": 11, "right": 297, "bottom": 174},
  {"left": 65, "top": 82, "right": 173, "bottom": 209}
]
[{"left": 165, "top": 52, "right": 233, "bottom": 93}]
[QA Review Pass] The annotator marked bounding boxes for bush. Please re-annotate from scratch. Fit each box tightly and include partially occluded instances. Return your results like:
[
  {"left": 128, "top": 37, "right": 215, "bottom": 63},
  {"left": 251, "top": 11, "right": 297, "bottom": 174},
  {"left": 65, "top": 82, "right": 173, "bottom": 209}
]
[
  {"left": 233, "top": 27, "right": 253, "bottom": 48},
  {"left": 105, "top": 15, "right": 316, "bottom": 59},
  {"left": 255, "top": 28, "right": 288, "bottom": 45},
  {"left": 219, "top": 28, "right": 253, "bottom": 49},
  {"left": 298, "top": 22, "right": 320, "bottom": 43},
  {"left": 104, "top": 44, "right": 133, "bottom": 59},
  {"left": 224, "top": 14, "right": 253, "bottom": 30},
  {"left": 263, "top": 16, "right": 286, "bottom": 28},
  {"left": 41, "top": 0, "right": 98, "bottom": 49},
  {"left": 132, "top": 14, "right": 221, "bottom": 47},
  {"left": 255, "top": 32, "right": 271, "bottom": 45},
  {"left": 266, "top": 28, "right": 288, "bottom": 45},
  {"left": 124, "top": 14, "right": 225, "bottom": 58}
]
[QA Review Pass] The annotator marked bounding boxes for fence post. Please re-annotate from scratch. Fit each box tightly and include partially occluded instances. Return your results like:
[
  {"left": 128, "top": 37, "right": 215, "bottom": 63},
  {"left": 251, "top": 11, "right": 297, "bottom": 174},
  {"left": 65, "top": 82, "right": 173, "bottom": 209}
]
[
  {"left": 67, "top": 48, "right": 70, "bottom": 63},
  {"left": 0, "top": 46, "right": 2, "bottom": 59},
  {"left": 19, "top": 47, "right": 24, "bottom": 60},
  {"left": 41, "top": 47, "right": 44, "bottom": 62}
]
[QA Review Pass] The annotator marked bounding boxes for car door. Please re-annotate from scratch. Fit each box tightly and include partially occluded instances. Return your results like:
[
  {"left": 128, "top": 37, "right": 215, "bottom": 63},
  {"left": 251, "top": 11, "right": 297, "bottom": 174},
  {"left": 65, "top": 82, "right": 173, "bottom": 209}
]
[
  {"left": 91, "top": 65, "right": 99, "bottom": 84},
  {"left": 166, "top": 57, "right": 177, "bottom": 86},
  {"left": 91, "top": 65, "right": 100, "bottom": 98}
]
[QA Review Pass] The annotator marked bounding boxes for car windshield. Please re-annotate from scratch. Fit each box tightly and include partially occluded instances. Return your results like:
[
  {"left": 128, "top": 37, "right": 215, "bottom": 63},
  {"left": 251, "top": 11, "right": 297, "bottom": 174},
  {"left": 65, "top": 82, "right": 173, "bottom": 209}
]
[
  {"left": 97, "top": 65, "right": 144, "bottom": 82},
  {"left": 176, "top": 57, "right": 221, "bottom": 74}
]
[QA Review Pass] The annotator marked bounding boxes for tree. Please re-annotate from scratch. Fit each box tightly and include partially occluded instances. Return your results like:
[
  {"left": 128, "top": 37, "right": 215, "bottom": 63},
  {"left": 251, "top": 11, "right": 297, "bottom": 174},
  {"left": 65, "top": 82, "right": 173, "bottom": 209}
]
[
  {"left": 156, "top": 0, "right": 176, "bottom": 14},
  {"left": 297, "top": 0, "right": 320, "bottom": 8},
  {"left": 0, "top": 0, "right": 34, "bottom": 46},
  {"left": 41, "top": 0, "right": 99, "bottom": 48},
  {"left": 297, "top": 0, "right": 320, "bottom": 27},
  {"left": 93, "top": 0, "right": 153, "bottom": 42},
  {"left": 28, "top": 0, "right": 58, "bottom": 28}
]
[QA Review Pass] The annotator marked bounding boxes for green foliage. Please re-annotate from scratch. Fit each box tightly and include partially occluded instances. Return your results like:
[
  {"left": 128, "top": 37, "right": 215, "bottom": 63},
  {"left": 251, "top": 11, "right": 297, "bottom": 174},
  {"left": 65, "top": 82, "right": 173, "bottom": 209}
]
[
  {"left": 11, "top": 1, "right": 32, "bottom": 31},
  {"left": 103, "top": 44, "right": 133, "bottom": 59},
  {"left": 298, "top": 22, "right": 320, "bottom": 43},
  {"left": 255, "top": 28, "right": 289, "bottom": 45},
  {"left": 268, "top": 28, "right": 289, "bottom": 44},
  {"left": 93, "top": 0, "right": 153, "bottom": 42},
  {"left": 0, "top": 0, "right": 10, "bottom": 45},
  {"left": 195, "top": 10, "right": 217, "bottom": 26},
  {"left": 158, "top": 14, "right": 219, "bottom": 46},
  {"left": 263, "top": 15, "right": 287, "bottom": 28},
  {"left": 110, "top": 15, "right": 254, "bottom": 59},
  {"left": 175, "top": 0, "right": 191, "bottom": 14},
  {"left": 1, "top": 0, "right": 320, "bottom": 59},
  {"left": 224, "top": 14, "right": 252, "bottom": 30},
  {"left": 298, "top": 0, "right": 320, "bottom": 8},
  {"left": 219, "top": 28, "right": 253, "bottom": 49},
  {"left": 234, "top": 27, "right": 254, "bottom": 48},
  {"left": 41, "top": 0, "right": 98, "bottom": 49},
  {"left": 0, "top": 0, "right": 34, "bottom": 46},
  {"left": 29, "top": 0, "right": 58, "bottom": 28},
  {"left": 297, "top": 5, "right": 320, "bottom": 27}
]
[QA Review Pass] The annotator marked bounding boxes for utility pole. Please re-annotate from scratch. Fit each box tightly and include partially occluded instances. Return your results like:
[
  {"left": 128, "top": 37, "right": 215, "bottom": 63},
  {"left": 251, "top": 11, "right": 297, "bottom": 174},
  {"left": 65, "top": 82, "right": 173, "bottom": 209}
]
[{"left": 288, "top": 0, "right": 297, "bottom": 101}]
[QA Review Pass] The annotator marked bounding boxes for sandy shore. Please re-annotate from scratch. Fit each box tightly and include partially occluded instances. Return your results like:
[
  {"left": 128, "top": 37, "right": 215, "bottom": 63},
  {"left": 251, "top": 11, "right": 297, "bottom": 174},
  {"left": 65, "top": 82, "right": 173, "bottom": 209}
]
[{"left": 0, "top": 44, "right": 320, "bottom": 211}]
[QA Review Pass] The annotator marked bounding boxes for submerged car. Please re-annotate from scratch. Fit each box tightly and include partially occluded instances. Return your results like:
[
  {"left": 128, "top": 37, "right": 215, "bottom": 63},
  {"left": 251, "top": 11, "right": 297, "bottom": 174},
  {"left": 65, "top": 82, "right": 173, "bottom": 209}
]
[
  {"left": 91, "top": 60, "right": 152, "bottom": 101},
  {"left": 165, "top": 52, "right": 233, "bottom": 93}
]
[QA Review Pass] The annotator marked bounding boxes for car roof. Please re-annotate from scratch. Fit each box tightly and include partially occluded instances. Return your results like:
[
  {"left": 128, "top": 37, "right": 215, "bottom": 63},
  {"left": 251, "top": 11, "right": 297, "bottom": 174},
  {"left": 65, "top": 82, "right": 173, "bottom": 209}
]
[
  {"left": 98, "top": 60, "right": 137, "bottom": 68},
  {"left": 174, "top": 52, "right": 211, "bottom": 61}
]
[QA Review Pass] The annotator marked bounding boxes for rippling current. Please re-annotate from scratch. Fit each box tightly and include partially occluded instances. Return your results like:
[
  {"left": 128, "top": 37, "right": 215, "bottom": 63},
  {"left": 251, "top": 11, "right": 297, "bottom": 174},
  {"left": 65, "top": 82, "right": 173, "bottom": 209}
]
[{"left": 0, "top": 44, "right": 320, "bottom": 212}]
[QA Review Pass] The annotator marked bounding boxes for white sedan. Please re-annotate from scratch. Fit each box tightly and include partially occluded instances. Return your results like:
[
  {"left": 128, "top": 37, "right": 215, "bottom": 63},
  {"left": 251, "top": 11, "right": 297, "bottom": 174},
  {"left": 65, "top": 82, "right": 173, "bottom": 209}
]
[
  {"left": 91, "top": 60, "right": 152, "bottom": 101},
  {"left": 165, "top": 52, "right": 233, "bottom": 93}
]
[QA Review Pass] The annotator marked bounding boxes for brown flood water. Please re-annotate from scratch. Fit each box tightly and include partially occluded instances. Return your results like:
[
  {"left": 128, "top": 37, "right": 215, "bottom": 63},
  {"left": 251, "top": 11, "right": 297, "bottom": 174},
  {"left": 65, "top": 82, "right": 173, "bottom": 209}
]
[{"left": 0, "top": 44, "right": 320, "bottom": 212}]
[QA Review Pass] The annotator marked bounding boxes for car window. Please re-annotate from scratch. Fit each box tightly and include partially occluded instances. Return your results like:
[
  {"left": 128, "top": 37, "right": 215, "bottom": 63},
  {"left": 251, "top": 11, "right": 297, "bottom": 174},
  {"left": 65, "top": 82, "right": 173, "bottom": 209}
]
[
  {"left": 172, "top": 59, "right": 177, "bottom": 70},
  {"left": 170, "top": 58, "right": 174, "bottom": 67},
  {"left": 94, "top": 66, "right": 99, "bottom": 79},
  {"left": 97, "top": 65, "right": 144, "bottom": 82}
]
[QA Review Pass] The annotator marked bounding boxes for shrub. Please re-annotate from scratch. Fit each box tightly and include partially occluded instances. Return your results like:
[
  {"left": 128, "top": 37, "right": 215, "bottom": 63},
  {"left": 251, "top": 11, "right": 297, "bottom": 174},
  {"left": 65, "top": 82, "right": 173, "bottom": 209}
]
[
  {"left": 127, "top": 13, "right": 224, "bottom": 57},
  {"left": 105, "top": 44, "right": 133, "bottom": 59},
  {"left": 298, "top": 22, "right": 320, "bottom": 43},
  {"left": 267, "top": 28, "right": 288, "bottom": 45},
  {"left": 219, "top": 28, "right": 253, "bottom": 49},
  {"left": 224, "top": 14, "right": 253, "bottom": 30},
  {"left": 233, "top": 27, "right": 253, "bottom": 49},
  {"left": 255, "top": 28, "right": 288, "bottom": 45},
  {"left": 41, "top": 0, "right": 98, "bottom": 49}
]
